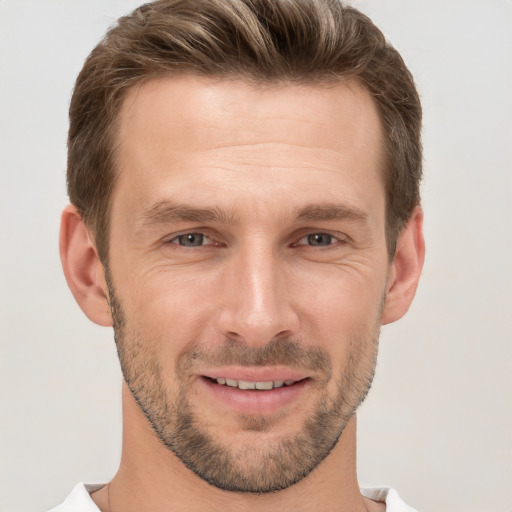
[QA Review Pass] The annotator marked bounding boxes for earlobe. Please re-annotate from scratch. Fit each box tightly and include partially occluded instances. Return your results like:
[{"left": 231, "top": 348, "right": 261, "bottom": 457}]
[
  {"left": 381, "top": 206, "right": 425, "bottom": 325},
  {"left": 59, "top": 204, "right": 113, "bottom": 327}
]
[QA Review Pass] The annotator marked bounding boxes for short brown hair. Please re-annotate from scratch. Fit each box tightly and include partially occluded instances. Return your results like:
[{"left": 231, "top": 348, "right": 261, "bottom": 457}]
[{"left": 68, "top": 0, "right": 422, "bottom": 262}]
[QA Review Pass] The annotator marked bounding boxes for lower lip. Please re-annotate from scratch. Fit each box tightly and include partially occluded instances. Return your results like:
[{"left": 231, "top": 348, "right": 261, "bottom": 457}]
[{"left": 199, "top": 377, "right": 309, "bottom": 415}]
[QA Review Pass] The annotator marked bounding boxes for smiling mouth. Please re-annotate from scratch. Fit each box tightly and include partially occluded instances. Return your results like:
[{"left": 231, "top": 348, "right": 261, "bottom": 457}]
[{"left": 204, "top": 376, "right": 307, "bottom": 390}]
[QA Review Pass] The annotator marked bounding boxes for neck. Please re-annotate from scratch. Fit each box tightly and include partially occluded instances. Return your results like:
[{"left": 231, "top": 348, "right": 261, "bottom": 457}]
[{"left": 92, "top": 383, "right": 376, "bottom": 512}]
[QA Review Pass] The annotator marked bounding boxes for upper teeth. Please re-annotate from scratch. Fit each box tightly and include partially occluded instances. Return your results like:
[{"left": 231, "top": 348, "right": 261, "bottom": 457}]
[{"left": 216, "top": 378, "right": 296, "bottom": 390}]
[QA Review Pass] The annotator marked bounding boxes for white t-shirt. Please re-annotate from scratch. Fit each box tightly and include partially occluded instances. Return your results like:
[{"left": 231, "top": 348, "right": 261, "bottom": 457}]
[{"left": 48, "top": 483, "right": 418, "bottom": 511}]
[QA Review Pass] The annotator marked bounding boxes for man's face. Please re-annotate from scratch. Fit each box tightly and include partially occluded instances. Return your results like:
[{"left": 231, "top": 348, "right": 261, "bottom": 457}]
[{"left": 107, "top": 76, "right": 391, "bottom": 492}]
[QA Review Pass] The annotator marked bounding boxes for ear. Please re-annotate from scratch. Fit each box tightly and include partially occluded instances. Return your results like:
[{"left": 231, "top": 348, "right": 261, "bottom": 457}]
[
  {"left": 59, "top": 204, "right": 113, "bottom": 327},
  {"left": 381, "top": 206, "right": 425, "bottom": 325}
]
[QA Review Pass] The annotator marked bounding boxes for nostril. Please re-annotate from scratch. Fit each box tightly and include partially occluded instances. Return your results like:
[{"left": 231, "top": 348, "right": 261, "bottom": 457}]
[
  {"left": 275, "top": 329, "right": 294, "bottom": 339},
  {"left": 226, "top": 332, "right": 244, "bottom": 342}
]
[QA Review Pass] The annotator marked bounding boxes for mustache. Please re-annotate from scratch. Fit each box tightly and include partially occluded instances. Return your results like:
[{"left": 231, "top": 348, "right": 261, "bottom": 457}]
[{"left": 177, "top": 337, "right": 332, "bottom": 378}]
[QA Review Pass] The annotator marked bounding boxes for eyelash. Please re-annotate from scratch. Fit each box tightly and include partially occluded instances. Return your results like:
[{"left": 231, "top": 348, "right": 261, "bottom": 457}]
[
  {"left": 167, "top": 232, "right": 215, "bottom": 247},
  {"left": 166, "top": 231, "right": 347, "bottom": 249},
  {"left": 292, "top": 233, "right": 345, "bottom": 248}
]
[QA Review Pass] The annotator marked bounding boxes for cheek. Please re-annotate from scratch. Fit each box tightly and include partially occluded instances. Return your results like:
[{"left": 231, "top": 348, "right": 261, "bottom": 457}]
[
  {"left": 290, "top": 265, "right": 385, "bottom": 369},
  {"left": 292, "top": 261, "right": 386, "bottom": 322},
  {"left": 118, "top": 267, "right": 221, "bottom": 353},
  {"left": 112, "top": 245, "right": 388, "bottom": 364}
]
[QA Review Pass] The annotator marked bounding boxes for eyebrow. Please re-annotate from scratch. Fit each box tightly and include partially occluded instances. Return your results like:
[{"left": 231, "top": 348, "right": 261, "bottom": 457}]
[
  {"left": 137, "top": 200, "right": 368, "bottom": 227},
  {"left": 294, "top": 203, "right": 369, "bottom": 224},
  {"left": 138, "top": 201, "right": 238, "bottom": 226}
]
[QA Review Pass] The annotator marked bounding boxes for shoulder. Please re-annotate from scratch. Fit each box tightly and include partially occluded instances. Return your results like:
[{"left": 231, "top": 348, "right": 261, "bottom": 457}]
[
  {"left": 47, "top": 483, "right": 104, "bottom": 512},
  {"left": 361, "top": 487, "right": 418, "bottom": 512}
]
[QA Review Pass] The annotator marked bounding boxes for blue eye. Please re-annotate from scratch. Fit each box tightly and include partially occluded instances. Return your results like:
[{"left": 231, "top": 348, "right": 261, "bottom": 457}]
[
  {"left": 171, "top": 233, "right": 208, "bottom": 247},
  {"left": 295, "top": 233, "right": 338, "bottom": 247},
  {"left": 305, "top": 233, "right": 334, "bottom": 246}
]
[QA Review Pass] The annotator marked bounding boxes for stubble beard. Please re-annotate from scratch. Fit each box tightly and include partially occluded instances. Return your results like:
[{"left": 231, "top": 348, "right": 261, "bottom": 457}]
[{"left": 106, "top": 274, "right": 381, "bottom": 494}]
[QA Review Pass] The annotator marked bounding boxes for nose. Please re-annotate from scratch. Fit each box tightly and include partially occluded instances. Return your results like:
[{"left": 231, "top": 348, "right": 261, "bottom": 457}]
[{"left": 217, "top": 240, "right": 300, "bottom": 347}]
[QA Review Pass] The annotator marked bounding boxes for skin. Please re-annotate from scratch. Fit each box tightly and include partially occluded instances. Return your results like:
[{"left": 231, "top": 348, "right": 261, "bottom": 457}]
[{"left": 60, "top": 76, "right": 425, "bottom": 512}]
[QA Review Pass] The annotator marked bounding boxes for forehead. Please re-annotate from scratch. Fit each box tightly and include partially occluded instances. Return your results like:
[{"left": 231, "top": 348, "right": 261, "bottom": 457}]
[
  {"left": 117, "top": 75, "right": 383, "bottom": 158},
  {"left": 113, "top": 75, "right": 385, "bottom": 219}
]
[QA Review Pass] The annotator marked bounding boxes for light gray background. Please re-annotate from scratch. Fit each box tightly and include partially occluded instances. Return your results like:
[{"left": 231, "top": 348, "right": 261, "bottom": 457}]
[{"left": 1, "top": 1, "right": 511, "bottom": 511}]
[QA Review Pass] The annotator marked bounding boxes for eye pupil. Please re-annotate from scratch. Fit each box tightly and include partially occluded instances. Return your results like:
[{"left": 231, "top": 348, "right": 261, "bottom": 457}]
[
  {"left": 308, "top": 233, "right": 332, "bottom": 246},
  {"left": 178, "top": 233, "right": 204, "bottom": 246}
]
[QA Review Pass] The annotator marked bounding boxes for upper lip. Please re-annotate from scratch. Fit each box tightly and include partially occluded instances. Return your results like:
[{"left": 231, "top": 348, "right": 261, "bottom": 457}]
[{"left": 200, "top": 366, "right": 310, "bottom": 383}]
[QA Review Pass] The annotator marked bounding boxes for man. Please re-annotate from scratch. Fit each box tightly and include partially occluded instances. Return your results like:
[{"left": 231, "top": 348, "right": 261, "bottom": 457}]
[{"left": 53, "top": 0, "right": 425, "bottom": 510}]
